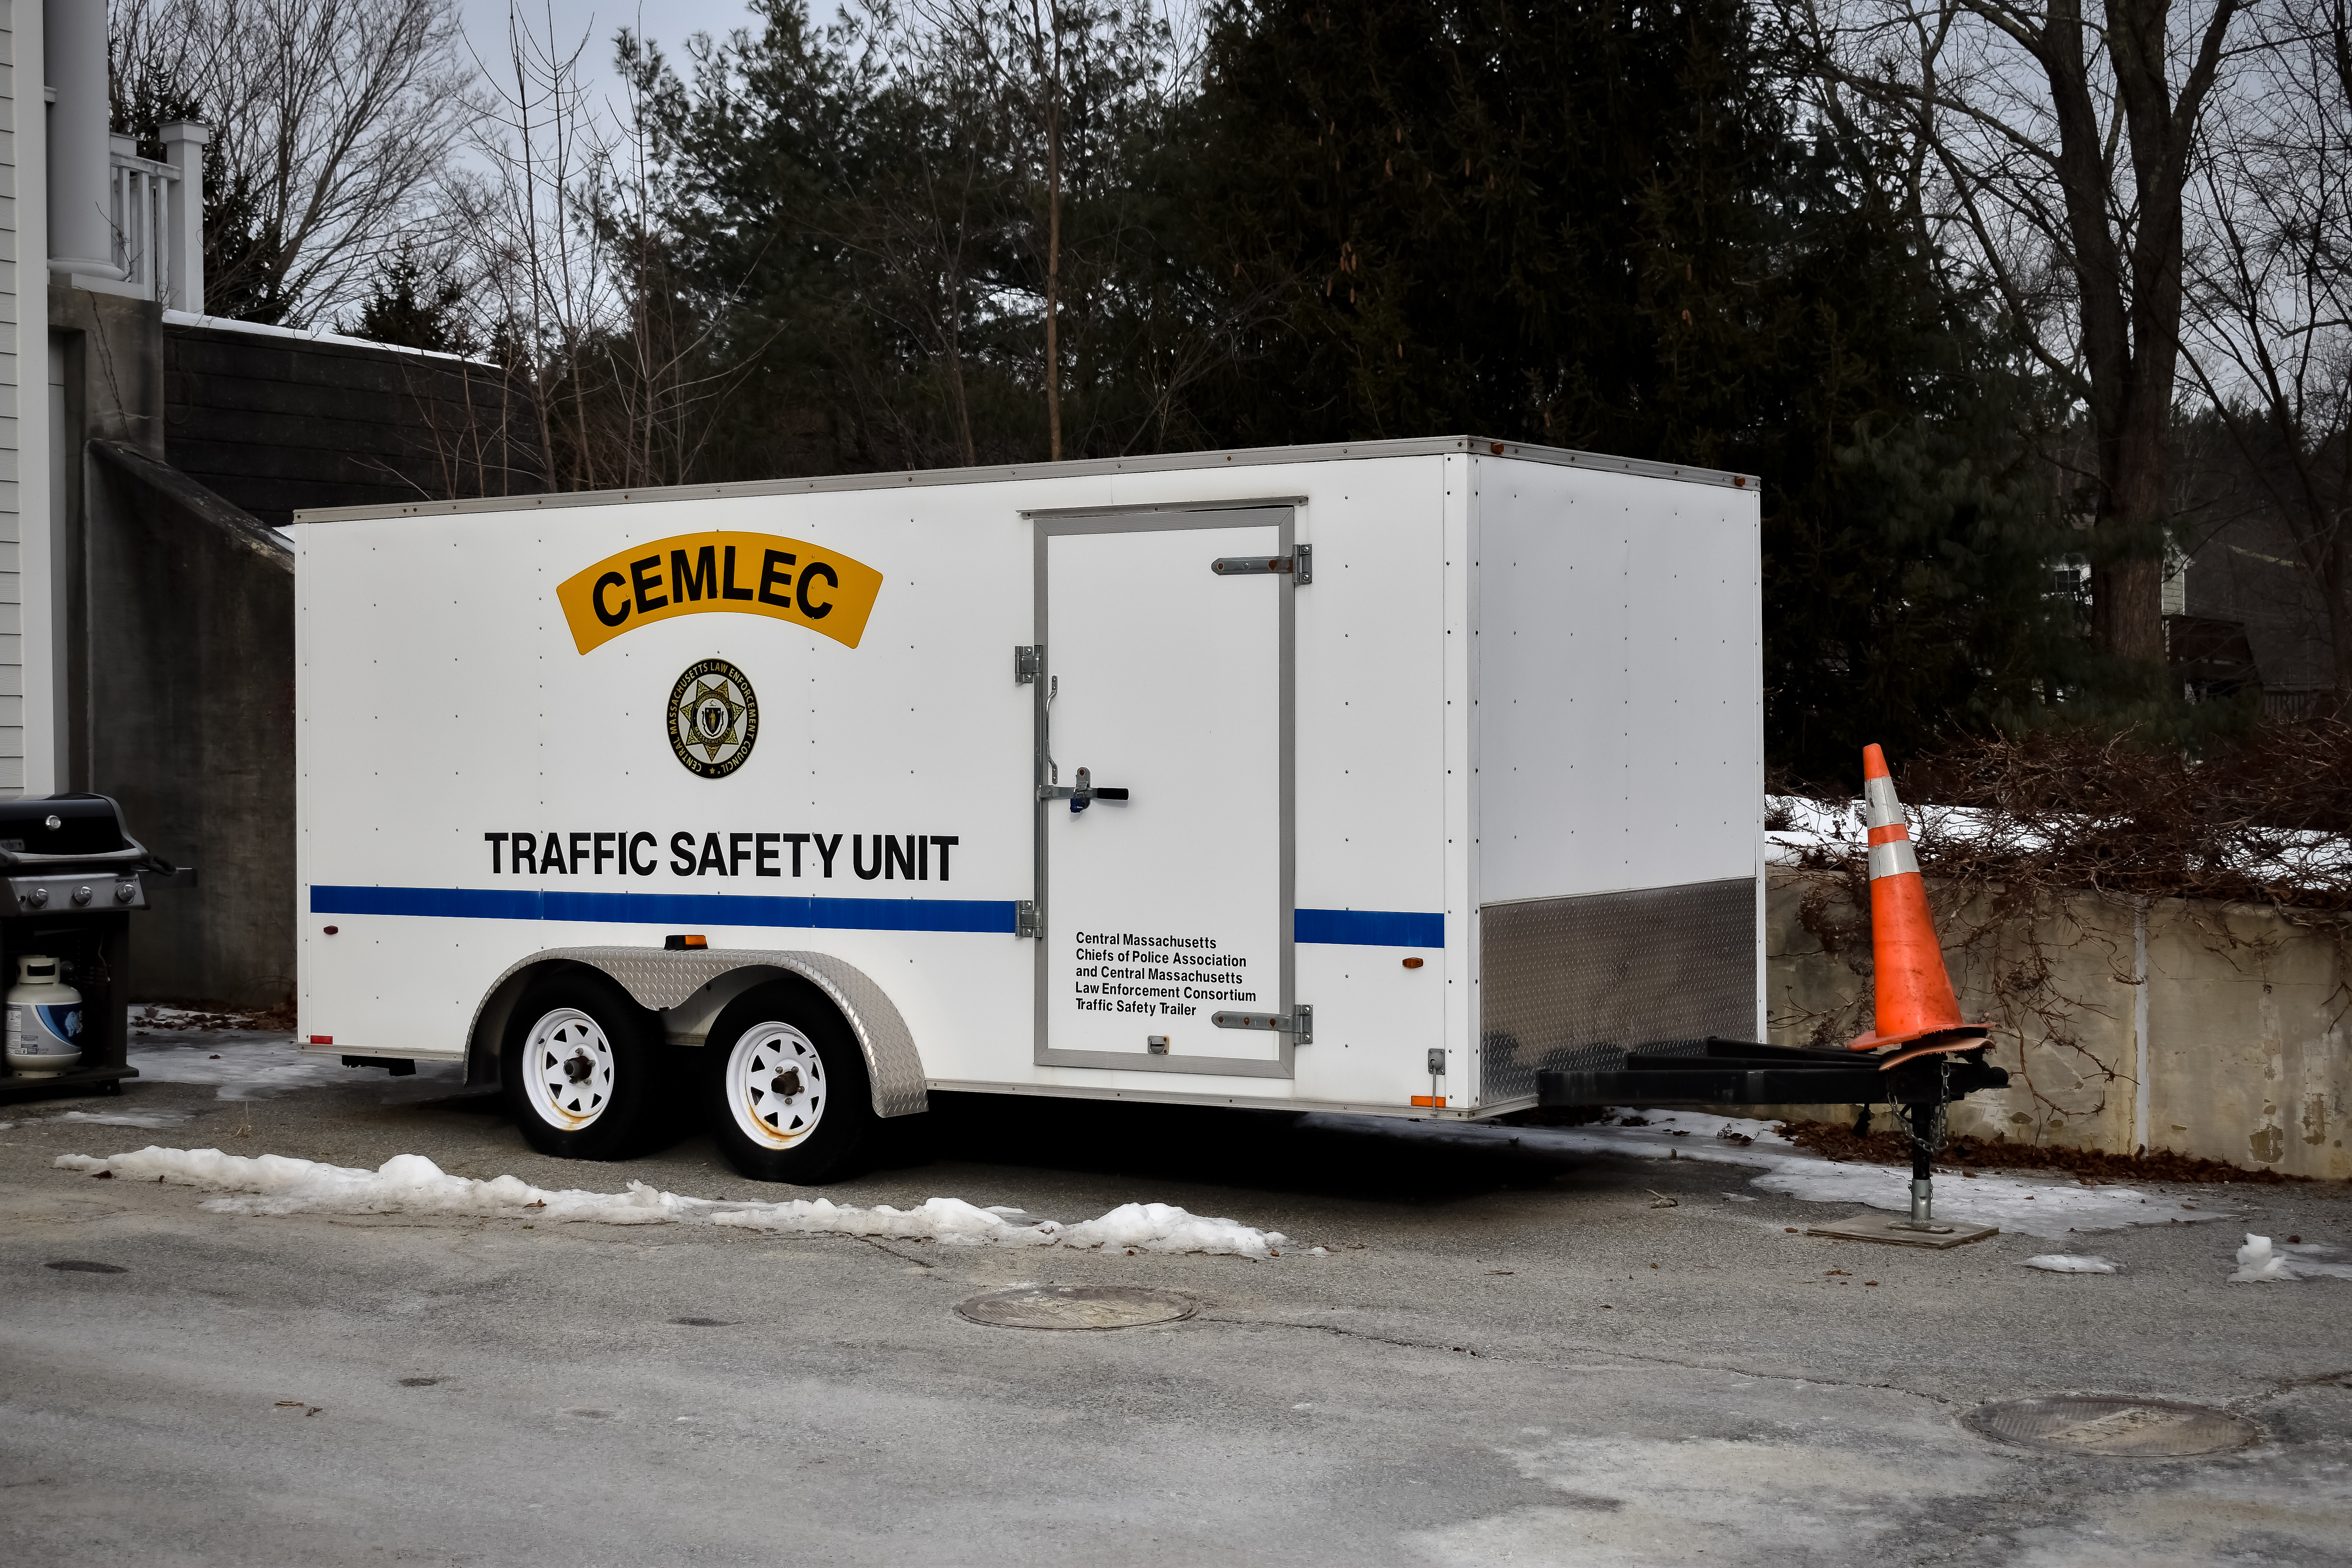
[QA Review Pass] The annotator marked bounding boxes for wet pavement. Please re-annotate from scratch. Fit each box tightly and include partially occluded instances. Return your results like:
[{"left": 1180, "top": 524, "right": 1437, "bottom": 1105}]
[{"left": 2, "top": 1032, "right": 2348, "bottom": 1566}]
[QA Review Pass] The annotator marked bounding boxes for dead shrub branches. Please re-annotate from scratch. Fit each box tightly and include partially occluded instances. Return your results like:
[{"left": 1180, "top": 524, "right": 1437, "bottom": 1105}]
[{"left": 1770, "top": 722, "right": 2352, "bottom": 1134}]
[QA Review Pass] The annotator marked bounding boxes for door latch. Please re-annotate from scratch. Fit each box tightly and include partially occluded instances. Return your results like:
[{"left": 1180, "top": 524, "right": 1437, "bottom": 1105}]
[
  {"left": 1014, "top": 645, "right": 1042, "bottom": 684},
  {"left": 1212, "top": 1005, "right": 1312, "bottom": 1044},
  {"left": 1039, "top": 765, "right": 1130, "bottom": 811},
  {"left": 1014, "top": 900, "right": 1042, "bottom": 939},
  {"left": 1209, "top": 544, "right": 1310, "bottom": 584}
]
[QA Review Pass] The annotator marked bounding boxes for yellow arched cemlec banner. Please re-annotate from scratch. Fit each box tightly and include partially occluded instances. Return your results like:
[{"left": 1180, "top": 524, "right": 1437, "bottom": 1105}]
[{"left": 555, "top": 532, "right": 884, "bottom": 655}]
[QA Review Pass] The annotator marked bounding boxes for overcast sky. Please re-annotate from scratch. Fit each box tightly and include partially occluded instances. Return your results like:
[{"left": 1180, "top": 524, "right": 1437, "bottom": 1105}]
[{"left": 456, "top": 0, "right": 765, "bottom": 115}]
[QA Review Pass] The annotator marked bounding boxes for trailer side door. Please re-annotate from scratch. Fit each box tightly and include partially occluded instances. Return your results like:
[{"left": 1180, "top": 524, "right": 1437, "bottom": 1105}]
[{"left": 1030, "top": 505, "right": 1297, "bottom": 1078}]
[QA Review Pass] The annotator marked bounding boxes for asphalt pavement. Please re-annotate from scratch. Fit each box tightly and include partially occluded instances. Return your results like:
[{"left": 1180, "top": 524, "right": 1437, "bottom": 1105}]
[{"left": 2, "top": 1039, "right": 2348, "bottom": 1566}]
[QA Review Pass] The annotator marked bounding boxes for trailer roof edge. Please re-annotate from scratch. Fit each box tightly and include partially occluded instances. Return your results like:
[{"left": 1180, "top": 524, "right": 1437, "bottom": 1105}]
[{"left": 289, "top": 437, "right": 1760, "bottom": 525}]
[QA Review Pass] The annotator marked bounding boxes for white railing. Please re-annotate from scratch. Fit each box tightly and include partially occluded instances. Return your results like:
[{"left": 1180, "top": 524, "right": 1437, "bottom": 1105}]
[{"left": 109, "top": 139, "right": 180, "bottom": 306}]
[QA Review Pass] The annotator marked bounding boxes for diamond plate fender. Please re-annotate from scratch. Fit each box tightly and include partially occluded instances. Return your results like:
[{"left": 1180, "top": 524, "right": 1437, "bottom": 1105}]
[{"left": 466, "top": 947, "right": 928, "bottom": 1118}]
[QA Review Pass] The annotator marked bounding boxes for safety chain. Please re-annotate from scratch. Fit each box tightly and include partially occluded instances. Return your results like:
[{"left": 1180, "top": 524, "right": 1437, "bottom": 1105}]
[{"left": 1897, "top": 1055, "right": 1954, "bottom": 1156}]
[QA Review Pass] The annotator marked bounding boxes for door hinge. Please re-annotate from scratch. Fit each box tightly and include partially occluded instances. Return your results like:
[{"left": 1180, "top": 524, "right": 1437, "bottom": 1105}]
[
  {"left": 1014, "top": 645, "right": 1042, "bottom": 684},
  {"left": 1014, "top": 900, "right": 1042, "bottom": 939},
  {"left": 1209, "top": 544, "right": 1310, "bottom": 584},
  {"left": 1212, "top": 1004, "right": 1311, "bottom": 1044}
]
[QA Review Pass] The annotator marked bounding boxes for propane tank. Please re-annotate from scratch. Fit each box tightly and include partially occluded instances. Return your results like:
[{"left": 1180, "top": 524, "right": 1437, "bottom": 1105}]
[{"left": 5, "top": 955, "right": 84, "bottom": 1077}]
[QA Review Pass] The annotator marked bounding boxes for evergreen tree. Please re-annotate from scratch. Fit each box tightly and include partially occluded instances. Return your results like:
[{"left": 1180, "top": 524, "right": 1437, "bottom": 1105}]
[
  {"left": 1189, "top": 0, "right": 2074, "bottom": 777},
  {"left": 345, "top": 249, "right": 473, "bottom": 355}
]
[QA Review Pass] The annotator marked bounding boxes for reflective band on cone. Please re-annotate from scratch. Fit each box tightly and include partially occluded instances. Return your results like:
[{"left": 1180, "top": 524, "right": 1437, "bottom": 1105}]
[{"left": 1849, "top": 743, "right": 1987, "bottom": 1067}]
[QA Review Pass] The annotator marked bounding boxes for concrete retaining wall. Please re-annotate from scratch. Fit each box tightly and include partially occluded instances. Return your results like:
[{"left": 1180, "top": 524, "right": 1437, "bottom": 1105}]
[
  {"left": 164, "top": 319, "right": 541, "bottom": 528},
  {"left": 1766, "top": 869, "right": 2352, "bottom": 1180},
  {"left": 85, "top": 441, "right": 293, "bottom": 1007}
]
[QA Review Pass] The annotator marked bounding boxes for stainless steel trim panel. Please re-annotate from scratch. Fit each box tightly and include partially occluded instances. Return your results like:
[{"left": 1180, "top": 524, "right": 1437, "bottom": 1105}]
[{"left": 1478, "top": 878, "right": 1760, "bottom": 1104}]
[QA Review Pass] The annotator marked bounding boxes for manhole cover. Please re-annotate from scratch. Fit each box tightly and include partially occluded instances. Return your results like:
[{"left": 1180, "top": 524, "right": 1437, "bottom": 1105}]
[
  {"left": 955, "top": 1284, "right": 1197, "bottom": 1331},
  {"left": 1965, "top": 1396, "right": 2261, "bottom": 1457}
]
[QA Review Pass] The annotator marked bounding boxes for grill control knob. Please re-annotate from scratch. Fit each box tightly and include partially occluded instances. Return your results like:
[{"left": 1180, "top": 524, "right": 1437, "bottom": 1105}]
[
  {"left": 71, "top": 885, "right": 93, "bottom": 906},
  {"left": 42, "top": 814, "right": 60, "bottom": 831},
  {"left": 114, "top": 881, "right": 136, "bottom": 904},
  {"left": 27, "top": 886, "right": 48, "bottom": 908}
]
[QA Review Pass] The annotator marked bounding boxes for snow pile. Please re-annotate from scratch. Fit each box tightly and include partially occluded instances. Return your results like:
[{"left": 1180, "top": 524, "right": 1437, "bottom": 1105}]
[
  {"left": 52, "top": 1147, "right": 1291, "bottom": 1258},
  {"left": 1064, "top": 1202, "right": 1290, "bottom": 1255},
  {"left": 711, "top": 1194, "right": 1287, "bottom": 1255},
  {"left": 2020, "top": 1254, "right": 2122, "bottom": 1273},
  {"left": 2228, "top": 1233, "right": 2352, "bottom": 1283},
  {"left": 2230, "top": 1233, "right": 2297, "bottom": 1282},
  {"left": 1297, "top": 1110, "right": 2231, "bottom": 1239}
]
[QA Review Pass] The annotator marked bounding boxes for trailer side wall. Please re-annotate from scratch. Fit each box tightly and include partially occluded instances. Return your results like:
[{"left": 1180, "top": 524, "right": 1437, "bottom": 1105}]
[{"left": 1469, "top": 459, "right": 1763, "bottom": 1106}]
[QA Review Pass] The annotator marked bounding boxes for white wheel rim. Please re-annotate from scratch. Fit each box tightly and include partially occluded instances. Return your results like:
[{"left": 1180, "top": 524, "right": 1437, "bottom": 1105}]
[
  {"left": 726, "top": 1022, "right": 826, "bottom": 1150},
  {"left": 521, "top": 1007, "right": 616, "bottom": 1131}
]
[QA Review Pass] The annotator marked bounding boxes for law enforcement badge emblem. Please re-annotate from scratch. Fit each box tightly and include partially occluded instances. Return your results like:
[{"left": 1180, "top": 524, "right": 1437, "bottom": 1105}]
[{"left": 668, "top": 659, "right": 759, "bottom": 777}]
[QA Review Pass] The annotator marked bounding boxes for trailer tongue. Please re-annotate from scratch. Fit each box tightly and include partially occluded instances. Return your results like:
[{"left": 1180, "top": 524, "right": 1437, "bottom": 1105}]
[
  {"left": 1538, "top": 1034, "right": 2007, "bottom": 1113},
  {"left": 1539, "top": 1035, "right": 2008, "bottom": 1236},
  {"left": 1542, "top": 744, "right": 2007, "bottom": 1242}
]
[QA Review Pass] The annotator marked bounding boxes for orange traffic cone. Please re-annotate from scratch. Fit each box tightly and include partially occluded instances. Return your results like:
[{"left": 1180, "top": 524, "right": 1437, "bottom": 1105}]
[{"left": 1849, "top": 744, "right": 1987, "bottom": 1068}]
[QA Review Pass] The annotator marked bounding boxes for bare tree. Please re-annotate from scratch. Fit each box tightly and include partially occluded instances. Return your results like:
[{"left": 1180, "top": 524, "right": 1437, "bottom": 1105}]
[
  {"left": 449, "top": 2, "right": 619, "bottom": 492},
  {"left": 109, "top": 0, "right": 473, "bottom": 323},
  {"left": 593, "top": 29, "right": 779, "bottom": 487},
  {"left": 1785, "top": 0, "right": 2247, "bottom": 670},
  {"left": 2181, "top": 0, "right": 2352, "bottom": 704}
]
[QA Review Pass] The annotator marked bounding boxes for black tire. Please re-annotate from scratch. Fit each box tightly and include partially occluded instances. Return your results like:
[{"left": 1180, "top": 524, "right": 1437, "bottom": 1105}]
[
  {"left": 701, "top": 978, "right": 879, "bottom": 1184},
  {"left": 501, "top": 969, "right": 668, "bottom": 1160}
]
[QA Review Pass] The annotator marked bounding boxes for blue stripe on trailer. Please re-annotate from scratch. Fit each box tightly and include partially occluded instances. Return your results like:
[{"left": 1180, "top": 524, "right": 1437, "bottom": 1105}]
[
  {"left": 309, "top": 885, "right": 1019, "bottom": 934},
  {"left": 1293, "top": 907, "right": 1445, "bottom": 948},
  {"left": 310, "top": 888, "right": 1441, "bottom": 946}
]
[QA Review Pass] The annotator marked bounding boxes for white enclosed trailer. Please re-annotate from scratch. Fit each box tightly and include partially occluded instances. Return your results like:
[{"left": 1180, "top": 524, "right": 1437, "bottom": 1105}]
[{"left": 294, "top": 437, "right": 1763, "bottom": 1179}]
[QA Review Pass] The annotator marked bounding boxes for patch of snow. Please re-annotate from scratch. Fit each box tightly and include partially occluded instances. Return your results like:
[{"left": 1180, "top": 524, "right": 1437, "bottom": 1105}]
[
  {"left": 2019, "top": 1254, "right": 2122, "bottom": 1272},
  {"left": 1740, "top": 1156, "right": 2216, "bottom": 1238},
  {"left": 40, "top": 1110, "right": 186, "bottom": 1129},
  {"left": 125, "top": 1034, "right": 354, "bottom": 1100},
  {"left": 1767, "top": 793, "right": 2352, "bottom": 891},
  {"left": 132, "top": 1005, "right": 270, "bottom": 1032},
  {"left": 52, "top": 1147, "right": 1291, "bottom": 1258},
  {"left": 2231, "top": 1233, "right": 2352, "bottom": 1282},
  {"left": 1297, "top": 1110, "right": 2229, "bottom": 1240}
]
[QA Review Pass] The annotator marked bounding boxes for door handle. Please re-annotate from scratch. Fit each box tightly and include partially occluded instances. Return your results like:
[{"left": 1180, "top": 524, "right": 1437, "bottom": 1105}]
[{"left": 1039, "top": 766, "right": 1130, "bottom": 812}]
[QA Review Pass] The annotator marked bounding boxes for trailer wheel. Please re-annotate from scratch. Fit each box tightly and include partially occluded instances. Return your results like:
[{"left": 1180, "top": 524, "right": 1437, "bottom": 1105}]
[
  {"left": 501, "top": 971, "right": 664, "bottom": 1160},
  {"left": 704, "top": 981, "right": 878, "bottom": 1184}
]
